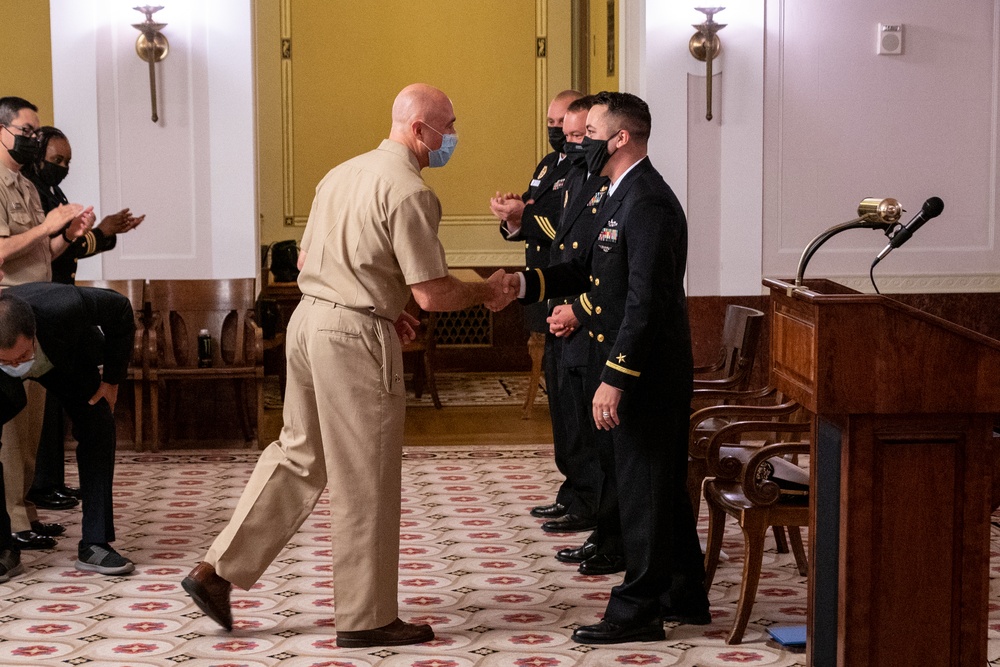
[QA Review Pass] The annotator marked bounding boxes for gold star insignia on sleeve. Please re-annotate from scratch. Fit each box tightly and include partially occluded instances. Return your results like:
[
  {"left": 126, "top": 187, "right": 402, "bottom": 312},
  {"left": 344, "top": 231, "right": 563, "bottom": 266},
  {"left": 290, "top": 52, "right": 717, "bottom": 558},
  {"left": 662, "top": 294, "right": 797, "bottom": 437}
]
[{"left": 616, "top": 353, "right": 626, "bottom": 364}]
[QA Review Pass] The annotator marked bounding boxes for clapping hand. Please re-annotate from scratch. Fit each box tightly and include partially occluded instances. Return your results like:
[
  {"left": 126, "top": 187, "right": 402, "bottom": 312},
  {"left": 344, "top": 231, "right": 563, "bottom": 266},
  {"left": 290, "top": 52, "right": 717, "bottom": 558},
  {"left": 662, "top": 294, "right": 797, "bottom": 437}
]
[
  {"left": 41, "top": 203, "right": 84, "bottom": 236},
  {"left": 98, "top": 208, "right": 146, "bottom": 236},
  {"left": 489, "top": 191, "right": 526, "bottom": 228},
  {"left": 65, "top": 206, "right": 96, "bottom": 240}
]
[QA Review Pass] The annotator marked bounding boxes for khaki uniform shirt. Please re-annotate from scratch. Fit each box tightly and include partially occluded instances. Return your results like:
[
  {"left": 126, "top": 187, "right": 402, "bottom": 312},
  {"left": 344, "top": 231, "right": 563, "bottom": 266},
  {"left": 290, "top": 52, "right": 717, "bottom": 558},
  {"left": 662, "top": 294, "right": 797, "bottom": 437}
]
[
  {"left": 0, "top": 162, "right": 52, "bottom": 285},
  {"left": 298, "top": 139, "right": 449, "bottom": 320}
]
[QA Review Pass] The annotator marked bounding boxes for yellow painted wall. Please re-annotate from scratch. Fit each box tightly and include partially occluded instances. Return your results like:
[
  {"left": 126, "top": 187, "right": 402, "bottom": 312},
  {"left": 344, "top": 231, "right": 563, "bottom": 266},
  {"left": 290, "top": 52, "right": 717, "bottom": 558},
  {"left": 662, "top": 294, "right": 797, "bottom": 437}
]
[
  {"left": 589, "top": 0, "right": 619, "bottom": 94},
  {"left": 285, "top": 1, "right": 536, "bottom": 221},
  {"left": 0, "top": 4, "right": 54, "bottom": 123}
]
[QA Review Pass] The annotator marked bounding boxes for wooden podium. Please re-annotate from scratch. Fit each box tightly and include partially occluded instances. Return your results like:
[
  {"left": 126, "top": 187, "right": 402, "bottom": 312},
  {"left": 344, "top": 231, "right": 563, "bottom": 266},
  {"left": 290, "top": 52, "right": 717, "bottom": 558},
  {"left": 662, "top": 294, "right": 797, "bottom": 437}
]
[{"left": 763, "top": 278, "right": 1000, "bottom": 666}]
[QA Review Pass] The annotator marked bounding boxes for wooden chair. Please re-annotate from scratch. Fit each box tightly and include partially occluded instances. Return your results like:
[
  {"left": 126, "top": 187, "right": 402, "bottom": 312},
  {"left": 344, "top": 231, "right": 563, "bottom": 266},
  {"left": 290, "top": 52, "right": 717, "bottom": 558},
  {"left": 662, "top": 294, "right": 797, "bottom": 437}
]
[
  {"left": 702, "top": 417, "right": 811, "bottom": 645},
  {"left": 521, "top": 331, "right": 546, "bottom": 419},
  {"left": 146, "top": 279, "right": 264, "bottom": 448},
  {"left": 77, "top": 279, "right": 148, "bottom": 450},
  {"left": 693, "top": 305, "right": 764, "bottom": 390},
  {"left": 402, "top": 307, "right": 441, "bottom": 409}
]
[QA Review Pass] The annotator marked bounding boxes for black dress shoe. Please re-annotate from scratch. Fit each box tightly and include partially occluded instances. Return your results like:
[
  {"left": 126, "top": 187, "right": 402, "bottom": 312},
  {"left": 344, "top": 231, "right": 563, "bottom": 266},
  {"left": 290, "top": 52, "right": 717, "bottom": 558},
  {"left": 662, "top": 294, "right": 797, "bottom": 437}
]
[
  {"left": 530, "top": 502, "right": 566, "bottom": 518},
  {"left": 11, "top": 530, "right": 57, "bottom": 550},
  {"left": 25, "top": 489, "right": 79, "bottom": 510},
  {"left": 556, "top": 541, "right": 597, "bottom": 564},
  {"left": 572, "top": 618, "right": 665, "bottom": 645},
  {"left": 336, "top": 617, "right": 434, "bottom": 648},
  {"left": 30, "top": 520, "right": 65, "bottom": 537},
  {"left": 578, "top": 553, "right": 626, "bottom": 575},
  {"left": 57, "top": 485, "right": 82, "bottom": 500},
  {"left": 541, "top": 513, "right": 597, "bottom": 533},
  {"left": 182, "top": 562, "right": 233, "bottom": 631}
]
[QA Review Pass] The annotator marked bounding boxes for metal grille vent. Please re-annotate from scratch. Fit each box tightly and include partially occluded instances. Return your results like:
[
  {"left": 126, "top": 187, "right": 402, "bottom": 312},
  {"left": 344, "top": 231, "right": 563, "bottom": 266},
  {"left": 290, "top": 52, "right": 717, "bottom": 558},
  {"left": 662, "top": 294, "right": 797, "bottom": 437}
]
[{"left": 436, "top": 305, "right": 493, "bottom": 347}]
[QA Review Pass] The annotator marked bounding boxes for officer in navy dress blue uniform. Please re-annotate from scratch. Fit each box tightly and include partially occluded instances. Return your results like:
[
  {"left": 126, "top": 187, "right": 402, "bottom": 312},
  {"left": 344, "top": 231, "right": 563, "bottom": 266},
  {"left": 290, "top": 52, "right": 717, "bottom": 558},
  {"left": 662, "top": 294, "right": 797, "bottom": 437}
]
[
  {"left": 492, "top": 91, "right": 581, "bottom": 333},
  {"left": 529, "top": 95, "right": 611, "bottom": 538},
  {"left": 516, "top": 92, "right": 710, "bottom": 645}
]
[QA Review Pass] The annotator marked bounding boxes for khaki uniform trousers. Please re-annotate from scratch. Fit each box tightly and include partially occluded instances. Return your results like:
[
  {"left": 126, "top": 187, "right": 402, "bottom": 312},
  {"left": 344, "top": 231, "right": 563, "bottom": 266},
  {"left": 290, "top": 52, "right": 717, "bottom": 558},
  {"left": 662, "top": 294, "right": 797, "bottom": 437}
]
[
  {"left": 1, "top": 380, "right": 46, "bottom": 532},
  {"left": 206, "top": 297, "right": 406, "bottom": 631}
]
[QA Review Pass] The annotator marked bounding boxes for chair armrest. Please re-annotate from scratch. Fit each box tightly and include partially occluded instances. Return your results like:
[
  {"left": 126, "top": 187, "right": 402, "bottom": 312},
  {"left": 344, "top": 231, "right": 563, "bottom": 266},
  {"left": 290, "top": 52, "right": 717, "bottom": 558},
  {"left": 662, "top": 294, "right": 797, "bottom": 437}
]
[
  {"left": 692, "top": 384, "right": 776, "bottom": 406},
  {"left": 741, "top": 440, "right": 811, "bottom": 506},
  {"left": 690, "top": 393, "right": 797, "bottom": 440},
  {"left": 705, "top": 418, "right": 811, "bottom": 479},
  {"left": 693, "top": 348, "right": 727, "bottom": 375},
  {"left": 692, "top": 358, "right": 754, "bottom": 390},
  {"left": 131, "top": 319, "right": 146, "bottom": 367}
]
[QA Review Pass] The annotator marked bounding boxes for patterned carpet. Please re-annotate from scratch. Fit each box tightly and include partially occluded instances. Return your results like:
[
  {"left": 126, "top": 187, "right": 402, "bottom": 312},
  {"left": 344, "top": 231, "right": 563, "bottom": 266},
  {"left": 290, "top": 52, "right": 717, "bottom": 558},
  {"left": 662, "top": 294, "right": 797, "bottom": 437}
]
[
  {"left": 405, "top": 374, "right": 547, "bottom": 408},
  {"left": 265, "top": 374, "right": 548, "bottom": 410},
  {"left": 3, "top": 446, "right": 997, "bottom": 666}
]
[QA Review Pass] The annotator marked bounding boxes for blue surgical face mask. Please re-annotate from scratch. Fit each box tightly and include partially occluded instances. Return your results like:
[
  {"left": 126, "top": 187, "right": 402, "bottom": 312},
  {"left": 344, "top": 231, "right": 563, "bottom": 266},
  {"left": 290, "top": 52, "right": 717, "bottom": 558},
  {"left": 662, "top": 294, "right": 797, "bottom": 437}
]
[
  {"left": 420, "top": 122, "right": 458, "bottom": 168},
  {"left": 0, "top": 358, "right": 34, "bottom": 378}
]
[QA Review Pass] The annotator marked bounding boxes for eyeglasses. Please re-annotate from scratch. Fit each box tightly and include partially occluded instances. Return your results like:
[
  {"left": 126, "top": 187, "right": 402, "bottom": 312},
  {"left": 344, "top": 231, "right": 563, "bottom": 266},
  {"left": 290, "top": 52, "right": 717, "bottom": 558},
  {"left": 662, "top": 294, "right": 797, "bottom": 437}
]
[
  {"left": 0, "top": 338, "right": 36, "bottom": 366},
  {"left": 2, "top": 124, "right": 38, "bottom": 139}
]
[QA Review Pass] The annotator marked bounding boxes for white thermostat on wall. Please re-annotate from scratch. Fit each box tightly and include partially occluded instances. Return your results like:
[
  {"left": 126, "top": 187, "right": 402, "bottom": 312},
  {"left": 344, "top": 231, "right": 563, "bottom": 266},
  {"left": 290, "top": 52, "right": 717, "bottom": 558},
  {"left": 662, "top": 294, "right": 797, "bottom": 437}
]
[{"left": 877, "top": 23, "right": 903, "bottom": 55}]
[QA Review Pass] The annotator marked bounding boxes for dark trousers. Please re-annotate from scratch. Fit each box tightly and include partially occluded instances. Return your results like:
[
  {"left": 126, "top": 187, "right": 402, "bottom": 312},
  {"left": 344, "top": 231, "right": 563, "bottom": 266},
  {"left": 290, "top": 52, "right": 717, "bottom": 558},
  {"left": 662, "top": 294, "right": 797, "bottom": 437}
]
[
  {"left": 60, "top": 396, "right": 118, "bottom": 545},
  {"left": 546, "top": 335, "right": 601, "bottom": 518},
  {"left": 32, "top": 391, "right": 67, "bottom": 493},
  {"left": 0, "top": 458, "right": 12, "bottom": 553},
  {"left": 601, "top": 393, "right": 708, "bottom": 624}
]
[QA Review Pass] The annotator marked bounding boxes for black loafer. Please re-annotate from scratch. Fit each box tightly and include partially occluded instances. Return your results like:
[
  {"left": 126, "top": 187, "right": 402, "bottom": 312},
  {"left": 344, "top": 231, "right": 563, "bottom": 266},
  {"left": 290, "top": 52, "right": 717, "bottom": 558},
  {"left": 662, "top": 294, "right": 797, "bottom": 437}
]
[
  {"left": 578, "top": 553, "right": 626, "bottom": 575},
  {"left": 541, "top": 514, "right": 597, "bottom": 533},
  {"left": 530, "top": 502, "right": 567, "bottom": 519},
  {"left": 572, "top": 618, "right": 665, "bottom": 645},
  {"left": 556, "top": 541, "right": 597, "bottom": 564},
  {"left": 25, "top": 489, "right": 79, "bottom": 510},
  {"left": 30, "top": 520, "right": 65, "bottom": 537},
  {"left": 11, "top": 530, "right": 57, "bottom": 550}
]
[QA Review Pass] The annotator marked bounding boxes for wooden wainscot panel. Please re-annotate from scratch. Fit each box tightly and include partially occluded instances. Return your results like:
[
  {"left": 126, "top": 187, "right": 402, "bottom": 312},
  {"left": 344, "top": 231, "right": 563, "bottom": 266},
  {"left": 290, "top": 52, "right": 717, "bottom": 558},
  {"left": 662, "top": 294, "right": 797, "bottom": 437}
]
[{"left": 770, "top": 298, "right": 817, "bottom": 411}]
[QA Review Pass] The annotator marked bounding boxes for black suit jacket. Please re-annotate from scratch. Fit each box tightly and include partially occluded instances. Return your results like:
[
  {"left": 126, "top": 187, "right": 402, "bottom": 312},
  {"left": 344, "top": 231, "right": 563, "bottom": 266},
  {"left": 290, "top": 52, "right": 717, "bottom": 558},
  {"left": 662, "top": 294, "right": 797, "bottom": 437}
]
[
  {"left": 0, "top": 283, "right": 135, "bottom": 424},
  {"left": 520, "top": 157, "right": 692, "bottom": 395}
]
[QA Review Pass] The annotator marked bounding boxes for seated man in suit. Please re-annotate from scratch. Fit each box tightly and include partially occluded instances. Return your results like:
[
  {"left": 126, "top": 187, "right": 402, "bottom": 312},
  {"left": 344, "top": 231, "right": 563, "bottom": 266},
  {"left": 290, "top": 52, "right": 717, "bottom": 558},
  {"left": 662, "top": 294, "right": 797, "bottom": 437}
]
[{"left": 0, "top": 282, "right": 135, "bottom": 579}]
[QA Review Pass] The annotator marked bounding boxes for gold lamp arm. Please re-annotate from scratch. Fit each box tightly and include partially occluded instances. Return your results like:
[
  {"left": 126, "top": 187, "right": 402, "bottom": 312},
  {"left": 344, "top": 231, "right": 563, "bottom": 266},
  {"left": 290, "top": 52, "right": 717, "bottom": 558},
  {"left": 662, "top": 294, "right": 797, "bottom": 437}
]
[
  {"left": 689, "top": 7, "right": 726, "bottom": 121},
  {"left": 132, "top": 5, "right": 169, "bottom": 123}
]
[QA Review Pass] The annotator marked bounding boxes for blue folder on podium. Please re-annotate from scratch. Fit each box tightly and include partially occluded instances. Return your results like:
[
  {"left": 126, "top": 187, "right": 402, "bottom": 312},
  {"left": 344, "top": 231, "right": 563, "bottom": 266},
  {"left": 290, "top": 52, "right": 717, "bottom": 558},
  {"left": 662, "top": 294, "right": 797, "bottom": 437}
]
[{"left": 767, "top": 625, "right": 807, "bottom": 646}]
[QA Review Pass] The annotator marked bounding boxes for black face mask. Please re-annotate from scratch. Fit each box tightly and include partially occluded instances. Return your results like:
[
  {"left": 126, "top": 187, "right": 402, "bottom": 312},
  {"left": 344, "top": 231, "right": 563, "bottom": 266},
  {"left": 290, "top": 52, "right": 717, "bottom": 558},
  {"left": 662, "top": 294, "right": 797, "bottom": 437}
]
[
  {"left": 4, "top": 128, "right": 41, "bottom": 166},
  {"left": 580, "top": 133, "right": 618, "bottom": 175},
  {"left": 547, "top": 125, "right": 565, "bottom": 154},
  {"left": 563, "top": 140, "right": 587, "bottom": 165},
  {"left": 37, "top": 161, "right": 69, "bottom": 187}
]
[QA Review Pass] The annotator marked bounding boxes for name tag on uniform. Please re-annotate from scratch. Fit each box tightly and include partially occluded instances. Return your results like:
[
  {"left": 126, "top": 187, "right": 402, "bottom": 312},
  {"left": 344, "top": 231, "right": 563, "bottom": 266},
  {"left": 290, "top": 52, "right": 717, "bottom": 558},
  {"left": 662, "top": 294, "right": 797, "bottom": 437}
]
[{"left": 530, "top": 179, "right": 542, "bottom": 187}]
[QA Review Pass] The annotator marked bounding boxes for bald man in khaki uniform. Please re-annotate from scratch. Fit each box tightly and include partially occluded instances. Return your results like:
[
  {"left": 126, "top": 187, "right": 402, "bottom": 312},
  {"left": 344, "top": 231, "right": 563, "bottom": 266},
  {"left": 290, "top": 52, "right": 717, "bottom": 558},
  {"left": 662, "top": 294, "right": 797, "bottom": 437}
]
[{"left": 183, "top": 84, "right": 508, "bottom": 648}]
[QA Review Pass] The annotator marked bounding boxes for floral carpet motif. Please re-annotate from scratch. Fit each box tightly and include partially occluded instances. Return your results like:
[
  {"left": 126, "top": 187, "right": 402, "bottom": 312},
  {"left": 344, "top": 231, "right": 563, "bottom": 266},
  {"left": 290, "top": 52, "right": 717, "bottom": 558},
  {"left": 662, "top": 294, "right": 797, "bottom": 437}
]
[{"left": 4, "top": 446, "right": 999, "bottom": 666}]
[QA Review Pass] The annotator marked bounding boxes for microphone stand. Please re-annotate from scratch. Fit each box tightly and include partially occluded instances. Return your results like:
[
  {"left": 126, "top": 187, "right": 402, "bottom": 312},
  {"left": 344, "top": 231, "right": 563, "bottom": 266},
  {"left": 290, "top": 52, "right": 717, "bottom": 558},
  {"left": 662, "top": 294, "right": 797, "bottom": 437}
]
[{"left": 795, "top": 217, "right": 898, "bottom": 287}]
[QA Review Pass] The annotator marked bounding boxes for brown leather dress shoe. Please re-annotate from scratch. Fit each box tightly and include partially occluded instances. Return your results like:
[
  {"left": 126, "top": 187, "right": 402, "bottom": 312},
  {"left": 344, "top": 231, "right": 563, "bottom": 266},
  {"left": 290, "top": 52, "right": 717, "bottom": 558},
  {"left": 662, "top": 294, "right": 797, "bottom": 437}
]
[
  {"left": 181, "top": 562, "right": 233, "bottom": 631},
  {"left": 336, "top": 617, "right": 435, "bottom": 648}
]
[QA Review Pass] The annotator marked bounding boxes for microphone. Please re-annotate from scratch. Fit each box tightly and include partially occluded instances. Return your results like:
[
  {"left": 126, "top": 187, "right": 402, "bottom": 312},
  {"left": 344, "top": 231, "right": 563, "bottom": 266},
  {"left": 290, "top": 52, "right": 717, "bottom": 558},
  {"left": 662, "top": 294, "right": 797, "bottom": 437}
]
[{"left": 875, "top": 196, "right": 944, "bottom": 262}]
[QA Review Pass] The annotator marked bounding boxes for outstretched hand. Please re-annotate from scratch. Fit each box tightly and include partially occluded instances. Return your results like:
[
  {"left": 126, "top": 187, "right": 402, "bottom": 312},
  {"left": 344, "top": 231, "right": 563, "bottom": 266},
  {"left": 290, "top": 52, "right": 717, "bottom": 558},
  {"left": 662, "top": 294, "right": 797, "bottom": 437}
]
[{"left": 484, "top": 269, "right": 518, "bottom": 312}]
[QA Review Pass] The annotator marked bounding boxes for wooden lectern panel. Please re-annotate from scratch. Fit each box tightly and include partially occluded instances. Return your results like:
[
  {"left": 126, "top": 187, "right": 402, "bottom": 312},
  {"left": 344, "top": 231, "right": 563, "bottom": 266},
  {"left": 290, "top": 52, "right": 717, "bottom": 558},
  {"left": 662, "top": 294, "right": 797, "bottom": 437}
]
[{"left": 763, "top": 277, "right": 1000, "bottom": 667}]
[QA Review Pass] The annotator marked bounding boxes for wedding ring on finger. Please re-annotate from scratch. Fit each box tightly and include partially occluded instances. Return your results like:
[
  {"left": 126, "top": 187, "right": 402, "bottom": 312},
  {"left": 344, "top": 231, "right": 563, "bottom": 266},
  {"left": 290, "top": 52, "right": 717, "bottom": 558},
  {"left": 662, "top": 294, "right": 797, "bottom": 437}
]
[{"left": 602, "top": 411, "right": 610, "bottom": 418}]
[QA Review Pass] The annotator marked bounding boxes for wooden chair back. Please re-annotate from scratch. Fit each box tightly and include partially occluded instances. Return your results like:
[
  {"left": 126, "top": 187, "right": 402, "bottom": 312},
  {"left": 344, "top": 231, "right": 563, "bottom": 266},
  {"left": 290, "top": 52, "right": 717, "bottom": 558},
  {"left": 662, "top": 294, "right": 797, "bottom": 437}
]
[
  {"left": 147, "top": 279, "right": 259, "bottom": 369},
  {"left": 694, "top": 305, "right": 764, "bottom": 390}
]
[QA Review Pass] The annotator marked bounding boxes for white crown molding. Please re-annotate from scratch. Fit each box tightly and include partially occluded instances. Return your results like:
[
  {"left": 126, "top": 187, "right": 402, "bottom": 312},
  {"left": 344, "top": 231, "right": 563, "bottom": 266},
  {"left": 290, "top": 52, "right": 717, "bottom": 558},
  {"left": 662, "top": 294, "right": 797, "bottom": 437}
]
[{"left": 830, "top": 274, "right": 1000, "bottom": 294}]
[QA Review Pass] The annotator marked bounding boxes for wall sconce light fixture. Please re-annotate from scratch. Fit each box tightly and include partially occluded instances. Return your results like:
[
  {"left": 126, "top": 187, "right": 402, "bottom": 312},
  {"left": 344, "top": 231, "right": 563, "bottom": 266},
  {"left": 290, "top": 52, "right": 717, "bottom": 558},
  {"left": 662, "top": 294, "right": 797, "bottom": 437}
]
[
  {"left": 688, "top": 7, "right": 726, "bottom": 121},
  {"left": 132, "top": 5, "right": 169, "bottom": 123}
]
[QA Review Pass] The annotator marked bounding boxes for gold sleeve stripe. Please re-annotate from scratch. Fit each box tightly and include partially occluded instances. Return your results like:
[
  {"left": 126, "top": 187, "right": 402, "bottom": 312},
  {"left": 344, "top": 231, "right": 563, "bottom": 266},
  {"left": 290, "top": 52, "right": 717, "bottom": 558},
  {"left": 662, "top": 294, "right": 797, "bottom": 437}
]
[
  {"left": 533, "top": 268, "right": 545, "bottom": 301},
  {"left": 83, "top": 232, "right": 97, "bottom": 255},
  {"left": 606, "top": 360, "right": 640, "bottom": 377},
  {"left": 535, "top": 215, "right": 557, "bottom": 239},
  {"left": 579, "top": 293, "right": 593, "bottom": 315}
]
